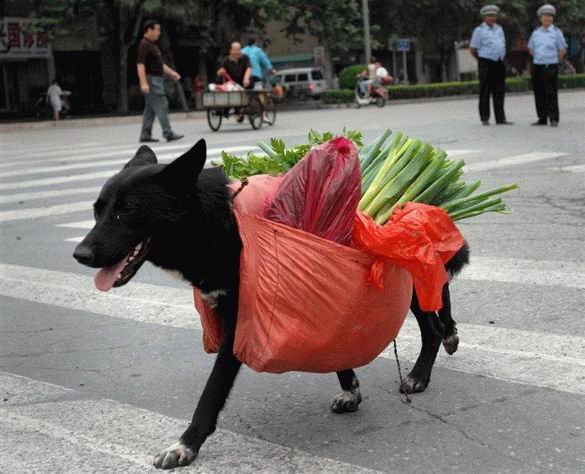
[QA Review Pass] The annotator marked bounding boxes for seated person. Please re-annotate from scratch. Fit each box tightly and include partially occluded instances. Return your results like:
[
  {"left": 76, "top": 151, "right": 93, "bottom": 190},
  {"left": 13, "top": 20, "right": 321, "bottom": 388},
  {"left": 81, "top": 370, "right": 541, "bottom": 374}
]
[
  {"left": 374, "top": 63, "right": 393, "bottom": 87},
  {"left": 217, "top": 41, "right": 252, "bottom": 88},
  {"left": 356, "top": 70, "right": 372, "bottom": 97},
  {"left": 217, "top": 41, "right": 252, "bottom": 121}
]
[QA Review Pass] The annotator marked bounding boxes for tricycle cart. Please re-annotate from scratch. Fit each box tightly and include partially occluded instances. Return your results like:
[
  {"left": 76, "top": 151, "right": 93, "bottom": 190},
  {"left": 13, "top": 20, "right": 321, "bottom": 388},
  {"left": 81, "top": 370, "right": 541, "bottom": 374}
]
[{"left": 203, "top": 90, "right": 277, "bottom": 132}]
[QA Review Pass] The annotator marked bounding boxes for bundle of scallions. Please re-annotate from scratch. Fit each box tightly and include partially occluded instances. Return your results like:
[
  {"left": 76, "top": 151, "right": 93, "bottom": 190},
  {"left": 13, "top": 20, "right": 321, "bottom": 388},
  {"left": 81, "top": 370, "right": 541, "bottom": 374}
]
[{"left": 358, "top": 129, "right": 518, "bottom": 224}]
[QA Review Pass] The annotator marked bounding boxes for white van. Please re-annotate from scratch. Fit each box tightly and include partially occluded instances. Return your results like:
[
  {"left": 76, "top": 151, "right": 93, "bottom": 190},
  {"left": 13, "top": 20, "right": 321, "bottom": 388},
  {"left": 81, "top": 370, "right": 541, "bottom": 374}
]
[{"left": 273, "top": 68, "right": 328, "bottom": 100}]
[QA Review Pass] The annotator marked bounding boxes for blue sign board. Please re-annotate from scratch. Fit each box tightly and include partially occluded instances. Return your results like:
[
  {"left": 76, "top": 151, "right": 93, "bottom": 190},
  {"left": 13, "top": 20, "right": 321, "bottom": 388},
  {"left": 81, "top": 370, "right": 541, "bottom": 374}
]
[{"left": 396, "top": 38, "right": 411, "bottom": 52}]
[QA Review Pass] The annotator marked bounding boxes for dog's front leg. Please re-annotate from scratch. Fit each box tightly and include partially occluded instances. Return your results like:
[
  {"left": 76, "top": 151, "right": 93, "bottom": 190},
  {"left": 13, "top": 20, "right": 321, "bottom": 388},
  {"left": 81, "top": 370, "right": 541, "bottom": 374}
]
[
  {"left": 154, "top": 294, "right": 241, "bottom": 469},
  {"left": 331, "top": 369, "right": 362, "bottom": 413}
]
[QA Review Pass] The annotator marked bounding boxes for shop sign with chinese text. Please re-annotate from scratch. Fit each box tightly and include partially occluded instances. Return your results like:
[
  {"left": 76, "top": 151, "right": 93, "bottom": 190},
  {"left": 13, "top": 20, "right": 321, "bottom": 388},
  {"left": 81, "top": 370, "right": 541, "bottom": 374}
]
[{"left": 0, "top": 18, "right": 50, "bottom": 59}]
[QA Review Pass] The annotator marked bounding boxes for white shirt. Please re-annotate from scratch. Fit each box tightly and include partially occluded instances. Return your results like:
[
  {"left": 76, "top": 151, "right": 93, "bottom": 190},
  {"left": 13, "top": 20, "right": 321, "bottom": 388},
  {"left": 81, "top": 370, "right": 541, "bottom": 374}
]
[
  {"left": 528, "top": 25, "right": 567, "bottom": 65},
  {"left": 47, "top": 84, "right": 62, "bottom": 100},
  {"left": 376, "top": 67, "right": 389, "bottom": 78},
  {"left": 470, "top": 22, "right": 506, "bottom": 61}
]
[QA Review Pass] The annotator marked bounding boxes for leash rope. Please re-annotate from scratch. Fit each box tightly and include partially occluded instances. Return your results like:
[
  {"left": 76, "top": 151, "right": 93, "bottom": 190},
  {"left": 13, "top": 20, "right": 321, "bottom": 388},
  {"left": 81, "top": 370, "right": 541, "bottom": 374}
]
[
  {"left": 230, "top": 177, "right": 249, "bottom": 204},
  {"left": 393, "top": 339, "right": 412, "bottom": 405}
]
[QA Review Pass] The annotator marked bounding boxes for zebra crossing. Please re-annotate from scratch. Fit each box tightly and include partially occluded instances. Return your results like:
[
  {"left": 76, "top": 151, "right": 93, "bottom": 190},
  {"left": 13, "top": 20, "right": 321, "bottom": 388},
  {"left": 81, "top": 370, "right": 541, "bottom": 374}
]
[{"left": 2, "top": 137, "right": 585, "bottom": 472}]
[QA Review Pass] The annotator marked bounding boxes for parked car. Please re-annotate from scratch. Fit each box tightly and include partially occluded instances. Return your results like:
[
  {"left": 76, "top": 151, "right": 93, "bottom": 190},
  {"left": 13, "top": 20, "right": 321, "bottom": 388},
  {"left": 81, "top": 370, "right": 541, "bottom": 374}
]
[{"left": 273, "top": 68, "right": 328, "bottom": 100}]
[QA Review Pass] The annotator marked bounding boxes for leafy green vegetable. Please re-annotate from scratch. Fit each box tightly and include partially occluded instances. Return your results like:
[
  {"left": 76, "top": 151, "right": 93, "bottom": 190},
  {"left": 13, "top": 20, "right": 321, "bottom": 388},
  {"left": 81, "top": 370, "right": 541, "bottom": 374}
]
[{"left": 213, "top": 128, "right": 363, "bottom": 179}]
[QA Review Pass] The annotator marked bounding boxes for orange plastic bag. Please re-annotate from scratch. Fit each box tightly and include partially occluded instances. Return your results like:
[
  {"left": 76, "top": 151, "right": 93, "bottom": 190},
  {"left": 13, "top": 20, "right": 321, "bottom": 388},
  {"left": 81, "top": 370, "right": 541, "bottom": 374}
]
[
  {"left": 352, "top": 203, "right": 465, "bottom": 312},
  {"left": 194, "top": 212, "right": 412, "bottom": 374}
]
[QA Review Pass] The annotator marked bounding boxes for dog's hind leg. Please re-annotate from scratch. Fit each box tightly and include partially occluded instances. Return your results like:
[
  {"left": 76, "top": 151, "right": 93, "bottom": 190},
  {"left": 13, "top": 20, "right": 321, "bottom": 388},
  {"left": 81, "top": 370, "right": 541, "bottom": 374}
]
[
  {"left": 153, "top": 294, "right": 242, "bottom": 470},
  {"left": 438, "top": 283, "right": 459, "bottom": 355},
  {"left": 330, "top": 369, "right": 362, "bottom": 413},
  {"left": 400, "top": 291, "right": 444, "bottom": 394}
]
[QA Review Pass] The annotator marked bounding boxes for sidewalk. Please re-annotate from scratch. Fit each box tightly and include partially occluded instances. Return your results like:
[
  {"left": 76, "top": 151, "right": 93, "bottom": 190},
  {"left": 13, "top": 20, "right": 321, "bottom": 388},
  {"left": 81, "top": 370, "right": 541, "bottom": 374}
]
[{"left": 1, "top": 89, "right": 582, "bottom": 132}]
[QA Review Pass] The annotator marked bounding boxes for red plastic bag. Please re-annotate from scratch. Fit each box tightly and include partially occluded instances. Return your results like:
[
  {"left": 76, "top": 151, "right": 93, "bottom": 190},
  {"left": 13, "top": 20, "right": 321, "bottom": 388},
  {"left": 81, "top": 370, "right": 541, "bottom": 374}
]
[
  {"left": 353, "top": 203, "right": 465, "bottom": 312},
  {"left": 263, "top": 137, "right": 361, "bottom": 245},
  {"left": 194, "top": 210, "right": 412, "bottom": 373}
]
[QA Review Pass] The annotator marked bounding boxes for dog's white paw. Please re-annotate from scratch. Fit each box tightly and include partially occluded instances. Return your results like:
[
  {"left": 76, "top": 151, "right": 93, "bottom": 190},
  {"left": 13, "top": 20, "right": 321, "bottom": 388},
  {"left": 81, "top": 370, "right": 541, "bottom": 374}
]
[
  {"left": 330, "top": 388, "right": 362, "bottom": 413},
  {"left": 442, "top": 332, "right": 459, "bottom": 355},
  {"left": 399, "top": 374, "right": 429, "bottom": 394},
  {"left": 153, "top": 441, "right": 197, "bottom": 469}
]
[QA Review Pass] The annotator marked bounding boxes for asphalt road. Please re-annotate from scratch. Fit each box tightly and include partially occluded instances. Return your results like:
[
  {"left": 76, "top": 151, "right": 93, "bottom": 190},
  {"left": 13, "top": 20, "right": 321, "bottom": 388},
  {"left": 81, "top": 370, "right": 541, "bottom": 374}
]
[{"left": 1, "top": 91, "right": 585, "bottom": 473}]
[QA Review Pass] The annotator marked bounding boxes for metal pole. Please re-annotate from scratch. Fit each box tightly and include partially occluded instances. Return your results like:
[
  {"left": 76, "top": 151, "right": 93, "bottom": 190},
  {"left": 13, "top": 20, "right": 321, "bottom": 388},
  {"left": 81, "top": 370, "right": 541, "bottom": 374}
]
[
  {"left": 402, "top": 50, "right": 408, "bottom": 84},
  {"left": 453, "top": 41, "right": 461, "bottom": 82},
  {"left": 362, "top": 0, "right": 371, "bottom": 64}
]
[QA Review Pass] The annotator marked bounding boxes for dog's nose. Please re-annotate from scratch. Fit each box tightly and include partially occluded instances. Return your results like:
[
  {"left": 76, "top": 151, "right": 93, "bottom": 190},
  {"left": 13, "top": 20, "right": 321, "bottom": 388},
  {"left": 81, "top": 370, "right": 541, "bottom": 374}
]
[{"left": 73, "top": 244, "right": 95, "bottom": 265}]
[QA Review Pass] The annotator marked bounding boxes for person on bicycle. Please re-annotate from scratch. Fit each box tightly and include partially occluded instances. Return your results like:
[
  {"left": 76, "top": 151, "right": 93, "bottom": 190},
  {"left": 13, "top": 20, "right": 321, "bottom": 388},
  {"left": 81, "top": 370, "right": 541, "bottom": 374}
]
[{"left": 242, "top": 36, "right": 275, "bottom": 90}]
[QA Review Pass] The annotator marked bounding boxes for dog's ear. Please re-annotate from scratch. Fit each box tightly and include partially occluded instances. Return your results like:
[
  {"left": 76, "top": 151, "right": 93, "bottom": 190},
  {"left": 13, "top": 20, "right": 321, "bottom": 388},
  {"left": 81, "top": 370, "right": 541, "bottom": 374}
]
[
  {"left": 124, "top": 145, "right": 158, "bottom": 169},
  {"left": 158, "top": 139, "right": 206, "bottom": 188}
]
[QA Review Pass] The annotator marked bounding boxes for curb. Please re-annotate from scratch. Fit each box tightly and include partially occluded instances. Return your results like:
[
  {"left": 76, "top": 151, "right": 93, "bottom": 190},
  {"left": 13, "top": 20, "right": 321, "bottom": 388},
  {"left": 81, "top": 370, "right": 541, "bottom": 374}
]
[
  {"left": 0, "top": 110, "right": 207, "bottom": 132},
  {"left": 318, "top": 87, "right": 585, "bottom": 109},
  {"left": 1, "top": 88, "right": 583, "bottom": 132}
]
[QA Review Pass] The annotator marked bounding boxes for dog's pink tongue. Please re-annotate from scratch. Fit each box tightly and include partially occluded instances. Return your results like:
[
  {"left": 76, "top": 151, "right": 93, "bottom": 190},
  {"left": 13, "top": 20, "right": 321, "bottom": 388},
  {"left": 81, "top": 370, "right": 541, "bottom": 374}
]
[{"left": 95, "top": 258, "right": 128, "bottom": 292}]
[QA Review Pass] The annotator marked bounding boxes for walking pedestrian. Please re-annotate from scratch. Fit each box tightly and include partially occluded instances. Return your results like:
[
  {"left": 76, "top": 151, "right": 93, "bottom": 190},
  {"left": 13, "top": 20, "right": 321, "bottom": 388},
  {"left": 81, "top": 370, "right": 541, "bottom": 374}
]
[
  {"left": 528, "top": 4, "right": 567, "bottom": 127},
  {"left": 242, "top": 36, "right": 275, "bottom": 90},
  {"left": 137, "top": 19, "right": 183, "bottom": 143},
  {"left": 46, "top": 79, "right": 63, "bottom": 121},
  {"left": 470, "top": 5, "right": 513, "bottom": 125}
]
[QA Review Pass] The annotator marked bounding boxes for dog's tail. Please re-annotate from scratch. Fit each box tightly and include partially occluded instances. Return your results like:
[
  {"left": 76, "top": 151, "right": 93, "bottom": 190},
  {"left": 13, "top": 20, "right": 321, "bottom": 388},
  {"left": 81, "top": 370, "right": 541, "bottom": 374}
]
[{"left": 446, "top": 241, "right": 470, "bottom": 279}]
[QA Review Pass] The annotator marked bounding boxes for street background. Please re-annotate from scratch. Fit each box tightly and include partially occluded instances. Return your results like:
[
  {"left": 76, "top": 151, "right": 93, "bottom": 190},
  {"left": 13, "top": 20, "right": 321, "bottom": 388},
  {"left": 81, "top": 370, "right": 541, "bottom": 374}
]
[
  {"left": 2, "top": 1, "right": 584, "bottom": 119},
  {"left": 1, "top": 90, "right": 585, "bottom": 472}
]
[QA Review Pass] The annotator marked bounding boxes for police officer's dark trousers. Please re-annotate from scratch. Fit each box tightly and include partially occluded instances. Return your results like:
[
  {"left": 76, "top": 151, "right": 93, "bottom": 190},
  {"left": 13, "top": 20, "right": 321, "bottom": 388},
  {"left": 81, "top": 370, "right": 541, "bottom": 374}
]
[
  {"left": 477, "top": 58, "right": 506, "bottom": 123},
  {"left": 532, "top": 64, "right": 559, "bottom": 123}
]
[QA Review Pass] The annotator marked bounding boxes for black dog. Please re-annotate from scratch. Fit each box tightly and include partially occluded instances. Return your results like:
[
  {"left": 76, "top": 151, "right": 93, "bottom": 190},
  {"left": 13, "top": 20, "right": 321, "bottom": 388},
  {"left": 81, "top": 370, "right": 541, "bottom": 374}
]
[{"left": 73, "top": 140, "right": 469, "bottom": 469}]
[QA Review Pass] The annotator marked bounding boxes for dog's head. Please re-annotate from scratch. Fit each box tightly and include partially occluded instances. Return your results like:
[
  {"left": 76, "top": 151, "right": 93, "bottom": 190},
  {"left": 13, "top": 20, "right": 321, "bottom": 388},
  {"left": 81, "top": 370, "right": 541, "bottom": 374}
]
[{"left": 73, "top": 139, "right": 207, "bottom": 291}]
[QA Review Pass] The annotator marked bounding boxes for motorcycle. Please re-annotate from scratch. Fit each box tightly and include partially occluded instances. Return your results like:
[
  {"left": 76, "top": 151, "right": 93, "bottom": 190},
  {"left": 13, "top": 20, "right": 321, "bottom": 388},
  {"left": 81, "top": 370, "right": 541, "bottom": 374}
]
[{"left": 354, "top": 78, "right": 389, "bottom": 108}]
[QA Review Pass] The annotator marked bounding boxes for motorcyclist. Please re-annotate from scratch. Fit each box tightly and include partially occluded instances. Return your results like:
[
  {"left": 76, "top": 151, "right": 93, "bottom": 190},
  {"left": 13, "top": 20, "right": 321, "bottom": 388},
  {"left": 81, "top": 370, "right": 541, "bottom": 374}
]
[{"left": 356, "top": 57, "right": 378, "bottom": 97}]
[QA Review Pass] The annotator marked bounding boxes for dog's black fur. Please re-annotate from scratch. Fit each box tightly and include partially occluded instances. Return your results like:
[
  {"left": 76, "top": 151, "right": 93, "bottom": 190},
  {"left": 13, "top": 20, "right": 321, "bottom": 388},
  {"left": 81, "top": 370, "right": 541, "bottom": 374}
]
[{"left": 74, "top": 140, "right": 469, "bottom": 469}]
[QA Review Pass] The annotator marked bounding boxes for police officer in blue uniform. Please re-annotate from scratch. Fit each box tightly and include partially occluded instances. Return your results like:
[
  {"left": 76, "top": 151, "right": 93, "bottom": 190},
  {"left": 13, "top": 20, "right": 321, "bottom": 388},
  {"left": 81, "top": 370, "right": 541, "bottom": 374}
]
[
  {"left": 470, "top": 5, "right": 513, "bottom": 125},
  {"left": 528, "top": 4, "right": 568, "bottom": 127}
]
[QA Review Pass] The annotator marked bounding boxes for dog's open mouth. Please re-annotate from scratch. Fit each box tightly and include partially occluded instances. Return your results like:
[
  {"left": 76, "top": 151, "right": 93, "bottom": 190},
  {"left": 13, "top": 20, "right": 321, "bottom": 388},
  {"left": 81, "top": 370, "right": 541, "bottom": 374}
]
[{"left": 94, "top": 239, "right": 151, "bottom": 292}]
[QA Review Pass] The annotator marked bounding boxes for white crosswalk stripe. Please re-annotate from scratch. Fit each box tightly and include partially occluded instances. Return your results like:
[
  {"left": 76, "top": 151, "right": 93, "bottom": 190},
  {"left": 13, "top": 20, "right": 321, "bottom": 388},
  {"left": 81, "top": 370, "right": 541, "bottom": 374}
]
[
  {"left": 0, "top": 201, "right": 93, "bottom": 222},
  {"left": 1, "top": 170, "right": 119, "bottom": 191},
  {"left": 465, "top": 152, "right": 568, "bottom": 172},
  {"left": 58, "top": 220, "right": 94, "bottom": 229},
  {"left": 2, "top": 262, "right": 585, "bottom": 395},
  {"left": 1, "top": 372, "right": 379, "bottom": 474},
  {"left": 548, "top": 164, "right": 585, "bottom": 173},
  {"left": 0, "top": 144, "right": 257, "bottom": 169},
  {"left": 0, "top": 186, "right": 102, "bottom": 205}
]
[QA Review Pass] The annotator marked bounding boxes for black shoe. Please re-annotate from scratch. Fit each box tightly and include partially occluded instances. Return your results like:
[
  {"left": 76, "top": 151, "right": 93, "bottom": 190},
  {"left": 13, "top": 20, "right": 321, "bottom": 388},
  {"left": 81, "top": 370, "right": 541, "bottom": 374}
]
[
  {"left": 140, "top": 137, "right": 159, "bottom": 143},
  {"left": 550, "top": 121, "right": 559, "bottom": 127},
  {"left": 481, "top": 120, "right": 489, "bottom": 126},
  {"left": 496, "top": 121, "right": 514, "bottom": 125},
  {"left": 531, "top": 120, "right": 547, "bottom": 126},
  {"left": 166, "top": 133, "right": 184, "bottom": 142}
]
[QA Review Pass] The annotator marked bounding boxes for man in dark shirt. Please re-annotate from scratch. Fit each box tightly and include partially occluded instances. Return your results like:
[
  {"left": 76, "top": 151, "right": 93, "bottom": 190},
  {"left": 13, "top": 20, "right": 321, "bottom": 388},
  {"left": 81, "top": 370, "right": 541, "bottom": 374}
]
[
  {"left": 217, "top": 41, "right": 252, "bottom": 122},
  {"left": 136, "top": 20, "right": 183, "bottom": 143},
  {"left": 218, "top": 42, "right": 252, "bottom": 88}
]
